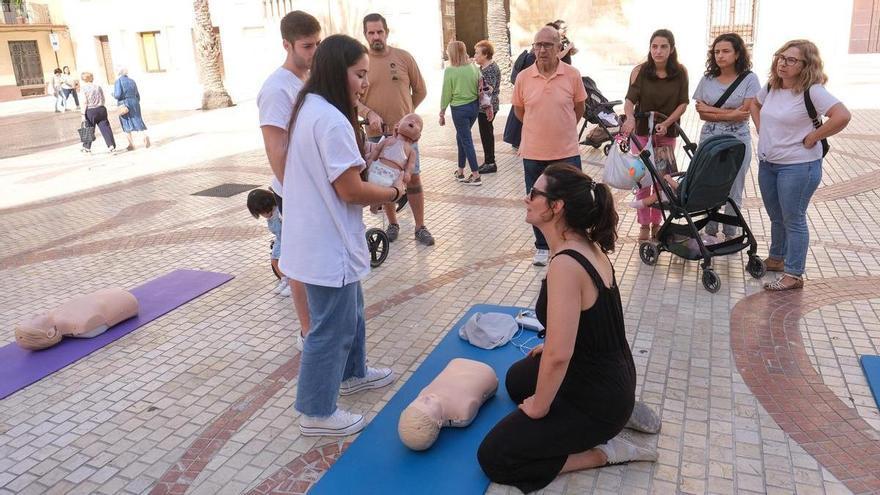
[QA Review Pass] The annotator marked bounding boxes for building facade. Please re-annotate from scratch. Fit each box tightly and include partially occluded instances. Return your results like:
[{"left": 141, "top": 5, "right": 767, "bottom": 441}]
[
  {"left": 3, "top": 0, "right": 878, "bottom": 108},
  {"left": 0, "top": 0, "right": 76, "bottom": 101}
]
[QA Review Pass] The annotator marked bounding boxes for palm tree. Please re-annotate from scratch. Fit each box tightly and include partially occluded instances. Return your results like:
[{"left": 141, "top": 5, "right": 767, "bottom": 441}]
[
  {"left": 193, "top": 0, "right": 232, "bottom": 109},
  {"left": 486, "top": 0, "right": 512, "bottom": 93}
]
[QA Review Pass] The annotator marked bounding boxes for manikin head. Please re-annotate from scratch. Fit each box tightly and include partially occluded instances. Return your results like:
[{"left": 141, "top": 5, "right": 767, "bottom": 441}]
[
  {"left": 398, "top": 393, "right": 444, "bottom": 450},
  {"left": 395, "top": 113, "right": 422, "bottom": 142}
]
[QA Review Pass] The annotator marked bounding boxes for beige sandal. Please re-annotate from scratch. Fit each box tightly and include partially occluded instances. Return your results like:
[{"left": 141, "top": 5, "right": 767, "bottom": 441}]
[
  {"left": 763, "top": 273, "right": 804, "bottom": 291},
  {"left": 638, "top": 225, "right": 651, "bottom": 241}
]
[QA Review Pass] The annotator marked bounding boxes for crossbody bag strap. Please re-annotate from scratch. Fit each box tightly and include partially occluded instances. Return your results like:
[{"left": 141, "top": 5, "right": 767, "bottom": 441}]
[{"left": 713, "top": 71, "right": 750, "bottom": 108}]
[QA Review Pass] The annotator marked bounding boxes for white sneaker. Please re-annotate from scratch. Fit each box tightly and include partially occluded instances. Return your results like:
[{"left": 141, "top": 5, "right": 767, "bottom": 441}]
[
  {"left": 625, "top": 401, "right": 661, "bottom": 434},
  {"left": 597, "top": 430, "right": 658, "bottom": 465},
  {"left": 339, "top": 367, "right": 394, "bottom": 396},
  {"left": 299, "top": 408, "right": 364, "bottom": 437},
  {"left": 532, "top": 249, "right": 549, "bottom": 266},
  {"left": 295, "top": 331, "right": 305, "bottom": 351},
  {"left": 274, "top": 278, "right": 288, "bottom": 294},
  {"left": 279, "top": 285, "right": 291, "bottom": 297}
]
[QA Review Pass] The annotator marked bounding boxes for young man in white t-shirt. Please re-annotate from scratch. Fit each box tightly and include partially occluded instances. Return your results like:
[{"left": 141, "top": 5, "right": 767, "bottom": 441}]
[{"left": 257, "top": 10, "right": 321, "bottom": 347}]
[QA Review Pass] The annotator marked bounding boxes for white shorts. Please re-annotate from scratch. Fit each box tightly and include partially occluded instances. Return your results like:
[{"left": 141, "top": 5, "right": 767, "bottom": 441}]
[{"left": 367, "top": 161, "right": 401, "bottom": 187}]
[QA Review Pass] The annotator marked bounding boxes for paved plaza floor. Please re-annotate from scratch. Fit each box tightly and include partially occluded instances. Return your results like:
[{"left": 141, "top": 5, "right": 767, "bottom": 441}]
[{"left": 1, "top": 97, "right": 879, "bottom": 495}]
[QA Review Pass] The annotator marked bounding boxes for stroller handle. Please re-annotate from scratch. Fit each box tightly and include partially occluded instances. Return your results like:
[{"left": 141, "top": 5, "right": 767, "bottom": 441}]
[{"left": 632, "top": 111, "right": 697, "bottom": 158}]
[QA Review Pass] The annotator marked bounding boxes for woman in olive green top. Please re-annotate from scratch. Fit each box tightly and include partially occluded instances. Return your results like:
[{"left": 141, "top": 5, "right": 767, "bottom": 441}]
[
  {"left": 622, "top": 29, "right": 689, "bottom": 240},
  {"left": 439, "top": 41, "right": 483, "bottom": 185}
]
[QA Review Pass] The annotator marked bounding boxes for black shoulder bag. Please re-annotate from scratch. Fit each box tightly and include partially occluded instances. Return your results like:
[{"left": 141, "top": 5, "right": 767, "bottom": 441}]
[
  {"left": 713, "top": 71, "right": 751, "bottom": 108},
  {"left": 803, "top": 86, "right": 830, "bottom": 157}
]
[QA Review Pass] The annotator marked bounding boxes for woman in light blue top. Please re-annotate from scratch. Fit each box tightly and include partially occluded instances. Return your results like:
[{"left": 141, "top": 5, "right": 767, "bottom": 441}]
[
  {"left": 693, "top": 33, "right": 760, "bottom": 239},
  {"left": 439, "top": 40, "right": 482, "bottom": 185}
]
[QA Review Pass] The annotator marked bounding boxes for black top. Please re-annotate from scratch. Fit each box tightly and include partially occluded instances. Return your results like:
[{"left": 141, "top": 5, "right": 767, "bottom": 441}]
[{"left": 535, "top": 249, "right": 636, "bottom": 419}]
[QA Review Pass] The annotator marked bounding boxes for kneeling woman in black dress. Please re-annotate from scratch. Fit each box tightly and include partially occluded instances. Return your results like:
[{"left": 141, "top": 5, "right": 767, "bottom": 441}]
[{"left": 478, "top": 164, "right": 658, "bottom": 493}]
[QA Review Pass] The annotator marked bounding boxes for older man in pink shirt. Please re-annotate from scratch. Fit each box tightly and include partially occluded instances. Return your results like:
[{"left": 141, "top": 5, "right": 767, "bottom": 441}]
[{"left": 512, "top": 26, "right": 587, "bottom": 266}]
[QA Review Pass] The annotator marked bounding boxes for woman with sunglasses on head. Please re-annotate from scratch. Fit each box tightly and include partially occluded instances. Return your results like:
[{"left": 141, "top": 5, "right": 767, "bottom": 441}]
[
  {"left": 621, "top": 29, "right": 690, "bottom": 241},
  {"left": 753, "top": 40, "right": 850, "bottom": 291},
  {"left": 693, "top": 33, "right": 761, "bottom": 241},
  {"left": 478, "top": 164, "right": 659, "bottom": 493}
]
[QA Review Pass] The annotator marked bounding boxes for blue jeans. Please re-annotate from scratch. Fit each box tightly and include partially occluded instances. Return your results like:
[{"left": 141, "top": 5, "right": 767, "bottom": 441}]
[
  {"left": 523, "top": 156, "right": 583, "bottom": 249},
  {"left": 295, "top": 281, "right": 366, "bottom": 417},
  {"left": 451, "top": 100, "right": 479, "bottom": 172},
  {"left": 758, "top": 160, "right": 822, "bottom": 276}
]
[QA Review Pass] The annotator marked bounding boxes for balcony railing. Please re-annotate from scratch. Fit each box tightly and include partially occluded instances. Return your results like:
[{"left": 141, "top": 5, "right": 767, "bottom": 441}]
[{"left": 1, "top": 2, "right": 52, "bottom": 25}]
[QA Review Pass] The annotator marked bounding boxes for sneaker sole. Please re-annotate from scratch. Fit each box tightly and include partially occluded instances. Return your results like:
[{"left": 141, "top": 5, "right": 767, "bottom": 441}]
[
  {"left": 462, "top": 182, "right": 482, "bottom": 186},
  {"left": 533, "top": 260, "right": 547, "bottom": 267},
  {"left": 299, "top": 417, "right": 365, "bottom": 437},
  {"left": 339, "top": 370, "right": 395, "bottom": 396}
]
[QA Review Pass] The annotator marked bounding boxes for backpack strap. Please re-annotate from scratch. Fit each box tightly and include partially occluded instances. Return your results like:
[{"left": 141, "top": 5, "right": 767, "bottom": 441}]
[
  {"left": 803, "top": 86, "right": 830, "bottom": 157},
  {"left": 713, "top": 71, "right": 751, "bottom": 108}
]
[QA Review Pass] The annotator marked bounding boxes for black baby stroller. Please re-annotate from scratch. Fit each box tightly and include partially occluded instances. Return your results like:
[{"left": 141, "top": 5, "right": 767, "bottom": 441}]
[
  {"left": 633, "top": 113, "right": 765, "bottom": 293},
  {"left": 578, "top": 76, "right": 622, "bottom": 155}
]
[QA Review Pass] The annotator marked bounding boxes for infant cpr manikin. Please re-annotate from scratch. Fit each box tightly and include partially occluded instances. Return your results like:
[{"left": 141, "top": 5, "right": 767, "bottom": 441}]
[{"left": 398, "top": 358, "right": 498, "bottom": 450}]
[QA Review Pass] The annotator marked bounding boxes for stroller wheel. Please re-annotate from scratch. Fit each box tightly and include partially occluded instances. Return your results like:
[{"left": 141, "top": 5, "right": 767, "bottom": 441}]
[
  {"left": 639, "top": 242, "right": 659, "bottom": 266},
  {"left": 702, "top": 269, "right": 721, "bottom": 293},
  {"left": 366, "top": 228, "right": 389, "bottom": 267},
  {"left": 603, "top": 144, "right": 612, "bottom": 156},
  {"left": 746, "top": 256, "right": 766, "bottom": 279}
]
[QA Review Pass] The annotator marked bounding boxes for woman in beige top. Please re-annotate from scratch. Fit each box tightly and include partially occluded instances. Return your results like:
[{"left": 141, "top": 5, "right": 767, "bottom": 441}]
[{"left": 79, "top": 72, "right": 117, "bottom": 153}]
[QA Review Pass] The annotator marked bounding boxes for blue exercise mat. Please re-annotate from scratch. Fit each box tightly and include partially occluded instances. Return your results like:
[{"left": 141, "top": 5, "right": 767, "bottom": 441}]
[
  {"left": 311, "top": 304, "right": 540, "bottom": 495},
  {"left": 860, "top": 355, "right": 880, "bottom": 409}
]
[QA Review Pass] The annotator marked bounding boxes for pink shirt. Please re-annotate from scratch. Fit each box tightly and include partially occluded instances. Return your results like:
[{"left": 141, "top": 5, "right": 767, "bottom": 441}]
[{"left": 512, "top": 62, "right": 587, "bottom": 160}]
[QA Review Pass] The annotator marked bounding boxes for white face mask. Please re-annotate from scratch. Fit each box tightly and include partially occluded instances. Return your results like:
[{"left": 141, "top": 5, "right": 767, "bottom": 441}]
[{"left": 459, "top": 312, "right": 519, "bottom": 350}]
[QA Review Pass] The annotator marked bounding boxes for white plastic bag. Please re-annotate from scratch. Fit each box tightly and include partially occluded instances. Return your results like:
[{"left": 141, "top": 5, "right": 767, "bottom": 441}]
[
  {"left": 602, "top": 113, "right": 654, "bottom": 190},
  {"left": 602, "top": 142, "right": 647, "bottom": 190}
]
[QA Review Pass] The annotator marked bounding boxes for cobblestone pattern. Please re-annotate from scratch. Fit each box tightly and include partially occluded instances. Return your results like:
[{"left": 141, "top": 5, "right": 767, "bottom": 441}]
[{"left": 1, "top": 108, "right": 879, "bottom": 495}]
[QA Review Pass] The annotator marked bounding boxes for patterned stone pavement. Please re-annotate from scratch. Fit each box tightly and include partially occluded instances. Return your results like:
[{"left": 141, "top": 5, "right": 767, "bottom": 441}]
[{"left": 1, "top": 101, "right": 879, "bottom": 495}]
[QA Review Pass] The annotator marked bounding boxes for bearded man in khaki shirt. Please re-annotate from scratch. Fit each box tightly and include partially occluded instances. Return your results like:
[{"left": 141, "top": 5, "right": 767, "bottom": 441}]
[{"left": 358, "top": 13, "right": 433, "bottom": 246}]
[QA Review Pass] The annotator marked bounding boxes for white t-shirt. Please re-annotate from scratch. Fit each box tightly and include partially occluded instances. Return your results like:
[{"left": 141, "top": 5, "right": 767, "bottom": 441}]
[
  {"left": 756, "top": 84, "right": 839, "bottom": 164},
  {"left": 278, "top": 94, "right": 370, "bottom": 288},
  {"left": 257, "top": 67, "right": 304, "bottom": 194}
]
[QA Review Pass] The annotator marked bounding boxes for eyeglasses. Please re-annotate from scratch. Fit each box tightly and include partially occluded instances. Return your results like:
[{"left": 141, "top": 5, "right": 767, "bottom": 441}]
[
  {"left": 528, "top": 187, "right": 550, "bottom": 201},
  {"left": 532, "top": 42, "right": 556, "bottom": 51},
  {"left": 776, "top": 55, "right": 804, "bottom": 67}
]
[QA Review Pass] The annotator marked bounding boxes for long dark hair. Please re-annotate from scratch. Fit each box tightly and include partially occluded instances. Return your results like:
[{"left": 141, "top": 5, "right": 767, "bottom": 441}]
[
  {"left": 543, "top": 164, "right": 618, "bottom": 253},
  {"left": 289, "top": 34, "right": 367, "bottom": 155},
  {"left": 644, "top": 29, "right": 683, "bottom": 80},
  {"left": 704, "top": 33, "right": 751, "bottom": 77}
]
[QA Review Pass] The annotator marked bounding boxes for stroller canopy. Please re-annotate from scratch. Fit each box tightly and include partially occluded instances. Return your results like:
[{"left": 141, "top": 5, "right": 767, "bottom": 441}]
[{"left": 677, "top": 134, "right": 746, "bottom": 212}]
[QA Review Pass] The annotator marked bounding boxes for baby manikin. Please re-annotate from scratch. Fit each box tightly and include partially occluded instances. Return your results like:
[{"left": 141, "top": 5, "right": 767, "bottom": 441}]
[
  {"left": 398, "top": 358, "right": 498, "bottom": 451},
  {"left": 15, "top": 288, "right": 139, "bottom": 350}
]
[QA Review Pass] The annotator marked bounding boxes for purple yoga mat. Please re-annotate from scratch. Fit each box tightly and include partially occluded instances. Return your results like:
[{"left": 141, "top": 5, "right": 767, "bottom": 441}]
[{"left": 0, "top": 269, "right": 234, "bottom": 400}]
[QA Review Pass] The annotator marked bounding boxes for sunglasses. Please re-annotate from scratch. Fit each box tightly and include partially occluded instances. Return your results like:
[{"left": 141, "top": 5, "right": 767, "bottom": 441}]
[{"left": 528, "top": 187, "right": 551, "bottom": 201}]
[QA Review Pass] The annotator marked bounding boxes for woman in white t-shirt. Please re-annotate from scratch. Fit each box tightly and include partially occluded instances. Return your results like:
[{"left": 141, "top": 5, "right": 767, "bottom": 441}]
[
  {"left": 279, "top": 34, "right": 405, "bottom": 437},
  {"left": 753, "top": 40, "right": 851, "bottom": 291}
]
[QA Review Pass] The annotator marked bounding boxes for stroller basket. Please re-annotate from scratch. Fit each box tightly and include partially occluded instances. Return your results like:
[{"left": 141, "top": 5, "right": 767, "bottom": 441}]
[{"left": 634, "top": 122, "right": 766, "bottom": 293}]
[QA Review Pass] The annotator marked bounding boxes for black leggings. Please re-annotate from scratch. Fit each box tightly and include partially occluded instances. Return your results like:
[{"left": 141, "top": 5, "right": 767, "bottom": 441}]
[
  {"left": 84, "top": 106, "right": 116, "bottom": 150},
  {"left": 477, "top": 111, "right": 495, "bottom": 165},
  {"left": 477, "top": 355, "right": 621, "bottom": 493}
]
